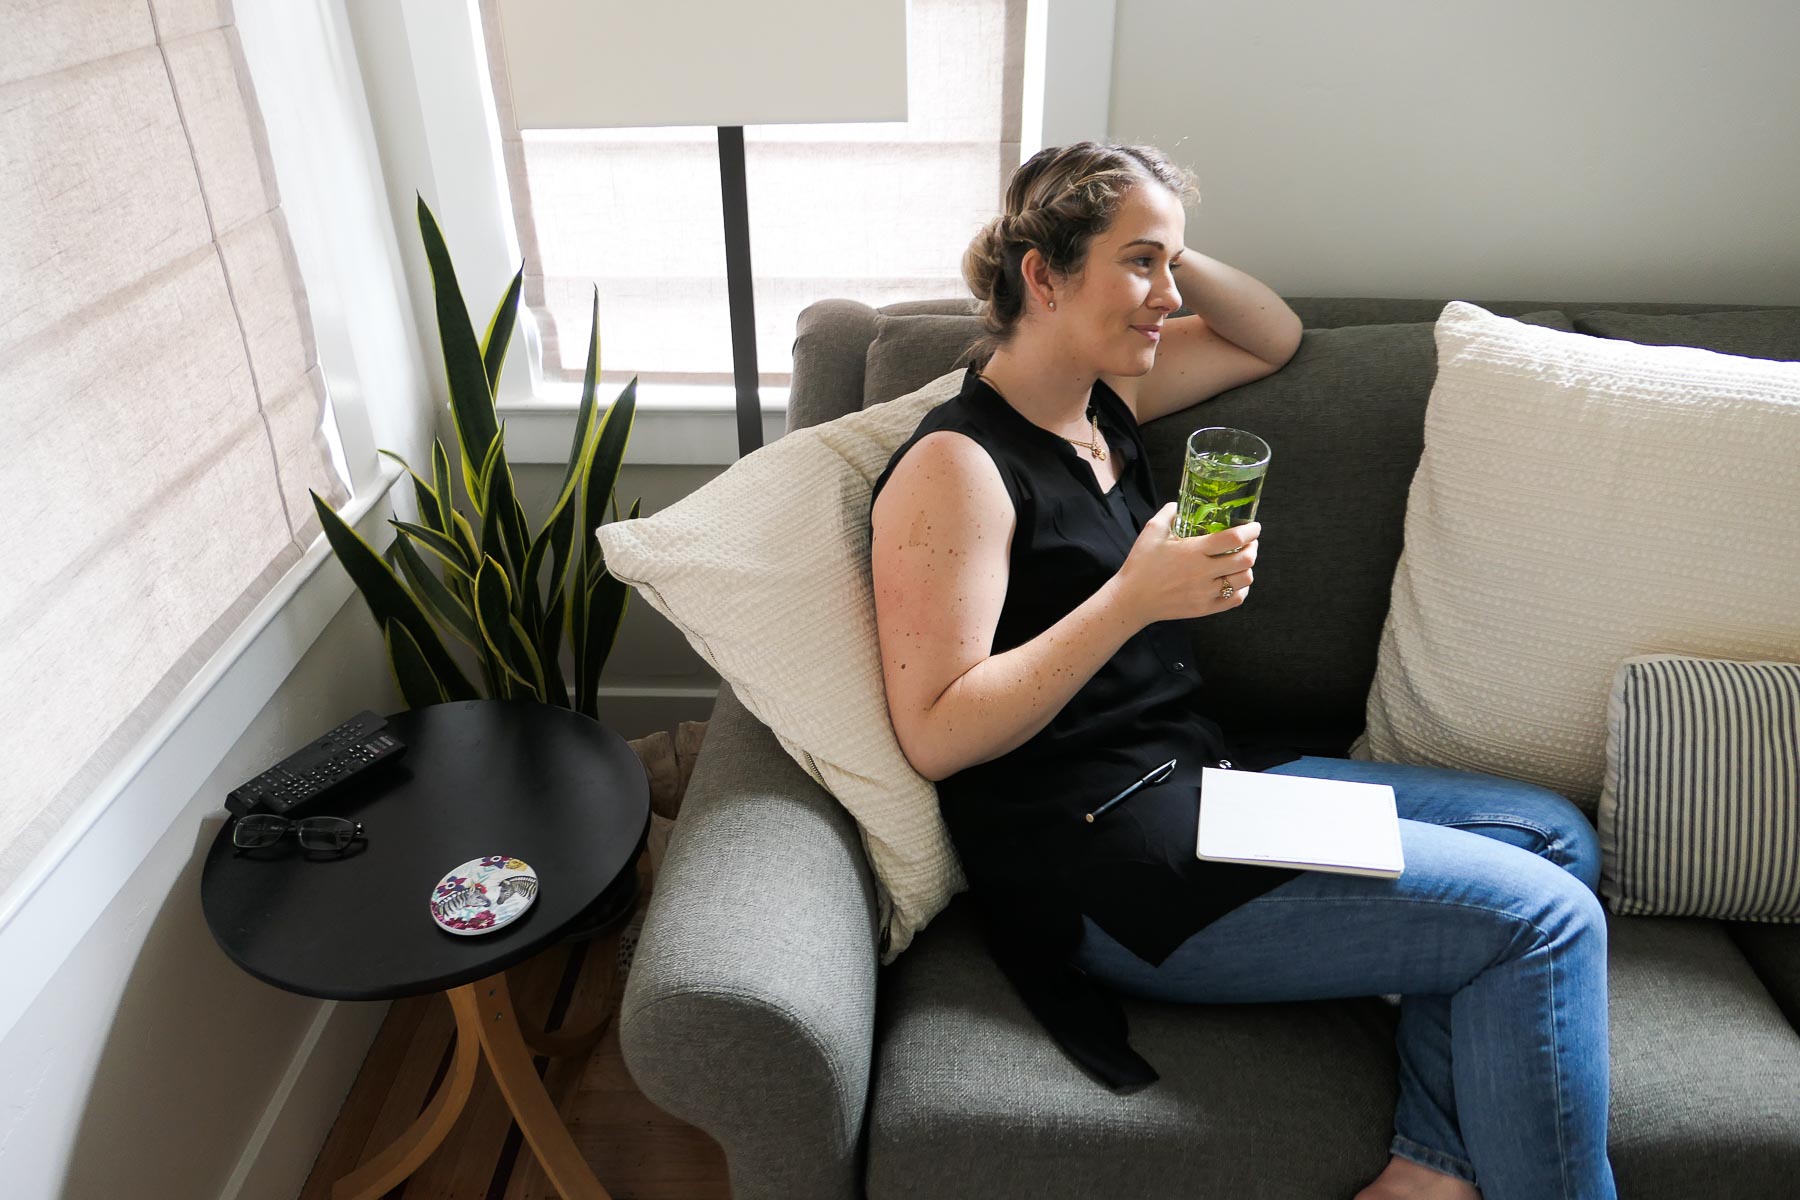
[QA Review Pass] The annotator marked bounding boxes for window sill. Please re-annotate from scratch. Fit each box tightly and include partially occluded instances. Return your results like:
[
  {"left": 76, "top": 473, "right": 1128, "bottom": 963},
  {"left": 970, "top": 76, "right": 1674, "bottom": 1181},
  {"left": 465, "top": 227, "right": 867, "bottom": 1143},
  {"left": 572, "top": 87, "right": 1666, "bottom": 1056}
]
[{"left": 499, "top": 382, "right": 791, "bottom": 466}]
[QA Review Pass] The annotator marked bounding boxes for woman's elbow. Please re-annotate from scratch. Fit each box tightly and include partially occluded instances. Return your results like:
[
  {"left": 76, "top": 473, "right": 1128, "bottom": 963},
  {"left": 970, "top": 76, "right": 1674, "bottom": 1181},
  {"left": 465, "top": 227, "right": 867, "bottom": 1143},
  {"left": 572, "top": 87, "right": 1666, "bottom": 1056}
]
[
  {"left": 890, "top": 708, "right": 952, "bottom": 782},
  {"left": 1267, "top": 316, "right": 1303, "bottom": 369},
  {"left": 896, "top": 725, "right": 949, "bottom": 783}
]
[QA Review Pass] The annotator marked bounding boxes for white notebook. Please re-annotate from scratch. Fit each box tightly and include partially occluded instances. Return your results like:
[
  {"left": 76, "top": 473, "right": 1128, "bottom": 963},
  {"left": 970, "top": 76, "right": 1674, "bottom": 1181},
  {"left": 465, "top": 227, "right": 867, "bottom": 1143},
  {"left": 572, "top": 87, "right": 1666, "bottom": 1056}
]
[{"left": 1195, "top": 767, "right": 1405, "bottom": 878}]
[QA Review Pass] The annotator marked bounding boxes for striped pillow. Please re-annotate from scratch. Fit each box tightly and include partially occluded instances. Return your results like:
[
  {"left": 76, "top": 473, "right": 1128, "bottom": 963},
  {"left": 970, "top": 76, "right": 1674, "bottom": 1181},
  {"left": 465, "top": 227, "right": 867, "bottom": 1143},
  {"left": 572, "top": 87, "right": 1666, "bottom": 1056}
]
[{"left": 1599, "top": 655, "right": 1800, "bottom": 920}]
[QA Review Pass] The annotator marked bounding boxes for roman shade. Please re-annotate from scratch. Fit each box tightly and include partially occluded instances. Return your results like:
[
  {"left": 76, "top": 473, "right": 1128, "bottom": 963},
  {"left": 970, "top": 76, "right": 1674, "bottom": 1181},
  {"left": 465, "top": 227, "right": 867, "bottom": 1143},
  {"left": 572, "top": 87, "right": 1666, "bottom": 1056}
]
[{"left": 1, "top": 0, "right": 347, "bottom": 879}]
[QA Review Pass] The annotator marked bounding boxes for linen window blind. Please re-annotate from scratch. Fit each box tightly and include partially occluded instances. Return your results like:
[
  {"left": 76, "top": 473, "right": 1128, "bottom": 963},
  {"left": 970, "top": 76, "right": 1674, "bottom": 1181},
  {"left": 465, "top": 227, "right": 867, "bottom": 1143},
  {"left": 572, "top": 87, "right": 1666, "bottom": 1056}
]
[
  {"left": 1, "top": 0, "right": 347, "bottom": 879},
  {"left": 476, "top": 0, "right": 1026, "bottom": 387}
]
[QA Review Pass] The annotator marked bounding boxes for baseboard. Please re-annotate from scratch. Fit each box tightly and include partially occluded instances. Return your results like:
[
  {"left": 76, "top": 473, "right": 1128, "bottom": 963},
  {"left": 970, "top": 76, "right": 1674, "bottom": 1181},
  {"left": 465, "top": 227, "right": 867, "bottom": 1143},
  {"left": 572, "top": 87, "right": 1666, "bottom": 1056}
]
[
  {"left": 216, "top": 997, "right": 391, "bottom": 1200},
  {"left": 594, "top": 684, "right": 719, "bottom": 740}
]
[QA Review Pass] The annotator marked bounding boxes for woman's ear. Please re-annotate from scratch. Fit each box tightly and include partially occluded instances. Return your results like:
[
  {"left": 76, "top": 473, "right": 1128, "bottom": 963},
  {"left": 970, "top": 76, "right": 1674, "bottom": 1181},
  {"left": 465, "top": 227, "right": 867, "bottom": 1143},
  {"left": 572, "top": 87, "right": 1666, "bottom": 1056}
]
[{"left": 1019, "top": 247, "right": 1058, "bottom": 312}]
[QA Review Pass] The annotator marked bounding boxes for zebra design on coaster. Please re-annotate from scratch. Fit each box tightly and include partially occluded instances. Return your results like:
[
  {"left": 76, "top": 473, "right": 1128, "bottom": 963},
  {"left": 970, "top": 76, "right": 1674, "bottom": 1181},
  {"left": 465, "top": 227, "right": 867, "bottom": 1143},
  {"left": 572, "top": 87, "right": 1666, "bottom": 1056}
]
[{"left": 430, "top": 855, "right": 540, "bottom": 935}]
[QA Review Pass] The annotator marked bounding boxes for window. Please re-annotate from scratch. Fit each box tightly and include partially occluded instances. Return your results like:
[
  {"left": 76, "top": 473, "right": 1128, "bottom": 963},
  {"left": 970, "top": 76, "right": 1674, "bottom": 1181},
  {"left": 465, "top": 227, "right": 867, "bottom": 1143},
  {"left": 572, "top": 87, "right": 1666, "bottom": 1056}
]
[
  {"left": 479, "top": 0, "right": 1025, "bottom": 391},
  {"left": 3, "top": 6, "right": 354, "bottom": 882}
]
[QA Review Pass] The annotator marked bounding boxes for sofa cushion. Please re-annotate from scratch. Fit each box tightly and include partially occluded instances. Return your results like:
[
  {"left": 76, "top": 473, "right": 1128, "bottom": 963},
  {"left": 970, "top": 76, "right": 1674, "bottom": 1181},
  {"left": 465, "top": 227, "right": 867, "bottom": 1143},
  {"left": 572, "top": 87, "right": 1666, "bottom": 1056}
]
[
  {"left": 866, "top": 896, "right": 1401, "bottom": 1199},
  {"left": 863, "top": 313, "right": 985, "bottom": 409},
  {"left": 1605, "top": 913, "right": 1800, "bottom": 1197},
  {"left": 1600, "top": 654, "right": 1800, "bottom": 920},
  {"left": 596, "top": 370, "right": 968, "bottom": 962},
  {"left": 866, "top": 902, "right": 1800, "bottom": 1199},
  {"left": 1574, "top": 308, "right": 1800, "bottom": 362},
  {"left": 1356, "top": 302, "right": 1800, "bottom": 809},
  {"left": 1132, "top": 309, "right": 1572, "bottom": 753}
]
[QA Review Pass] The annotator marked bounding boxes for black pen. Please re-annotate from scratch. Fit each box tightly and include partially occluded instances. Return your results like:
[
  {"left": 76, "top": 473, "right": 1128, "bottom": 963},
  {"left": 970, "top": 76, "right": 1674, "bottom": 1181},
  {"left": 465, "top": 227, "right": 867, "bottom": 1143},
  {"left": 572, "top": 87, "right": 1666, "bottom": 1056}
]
[{"left": 1084, "top": 758, "right": 1178, "bottom": 823}]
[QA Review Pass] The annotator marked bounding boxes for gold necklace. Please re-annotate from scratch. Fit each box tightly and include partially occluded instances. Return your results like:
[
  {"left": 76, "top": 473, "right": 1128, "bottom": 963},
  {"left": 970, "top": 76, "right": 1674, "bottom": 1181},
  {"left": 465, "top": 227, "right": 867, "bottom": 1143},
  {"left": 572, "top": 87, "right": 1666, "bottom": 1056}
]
[{"left": 978, "top": 373, "right": 1107, "bottom": 461}]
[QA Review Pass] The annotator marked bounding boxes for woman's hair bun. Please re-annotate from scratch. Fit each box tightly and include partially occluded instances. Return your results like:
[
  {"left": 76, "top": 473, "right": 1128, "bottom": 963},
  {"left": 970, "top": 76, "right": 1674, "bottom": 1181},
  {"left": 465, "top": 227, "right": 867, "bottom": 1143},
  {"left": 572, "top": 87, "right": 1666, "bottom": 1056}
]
[{"left": 960, "top": 215, "right": 1010, "bottom": 305}]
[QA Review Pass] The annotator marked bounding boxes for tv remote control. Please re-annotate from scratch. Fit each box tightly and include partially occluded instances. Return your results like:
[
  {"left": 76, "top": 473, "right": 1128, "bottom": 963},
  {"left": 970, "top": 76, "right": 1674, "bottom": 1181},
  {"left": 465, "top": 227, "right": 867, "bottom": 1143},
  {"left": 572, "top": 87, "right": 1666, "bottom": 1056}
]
[{"left": 225, "top": 710, "right": 407, "bottom": 817}]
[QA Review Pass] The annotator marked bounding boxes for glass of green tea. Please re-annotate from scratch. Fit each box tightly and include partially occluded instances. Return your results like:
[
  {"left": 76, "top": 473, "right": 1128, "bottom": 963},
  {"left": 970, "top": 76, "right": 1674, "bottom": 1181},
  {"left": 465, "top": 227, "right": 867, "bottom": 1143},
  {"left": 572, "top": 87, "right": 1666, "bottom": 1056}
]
[{"left": 1175, "top": 427, "right": 1271, "bottom": 539}]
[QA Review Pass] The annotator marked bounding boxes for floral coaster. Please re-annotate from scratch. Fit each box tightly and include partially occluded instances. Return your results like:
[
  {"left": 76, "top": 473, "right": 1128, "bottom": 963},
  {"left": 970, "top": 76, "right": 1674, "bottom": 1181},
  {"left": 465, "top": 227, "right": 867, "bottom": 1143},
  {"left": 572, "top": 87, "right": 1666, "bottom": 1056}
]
[{"left": 430, "top": 855, "right": 539, "bottom": 935}]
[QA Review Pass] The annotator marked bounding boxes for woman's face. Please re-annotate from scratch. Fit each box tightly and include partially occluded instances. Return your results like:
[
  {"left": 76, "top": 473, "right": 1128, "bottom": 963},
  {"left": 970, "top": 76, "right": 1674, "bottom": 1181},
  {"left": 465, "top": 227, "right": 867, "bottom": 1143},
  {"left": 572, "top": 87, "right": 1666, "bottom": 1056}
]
[{"left": 1053, "top": 182, "right": 1186, "bottom": 377}]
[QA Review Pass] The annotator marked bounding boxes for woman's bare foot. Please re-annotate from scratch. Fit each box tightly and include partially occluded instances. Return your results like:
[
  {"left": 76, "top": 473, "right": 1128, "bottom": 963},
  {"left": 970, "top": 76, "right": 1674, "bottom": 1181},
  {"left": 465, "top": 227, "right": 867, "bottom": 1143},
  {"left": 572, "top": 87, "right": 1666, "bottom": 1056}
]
[{"left": 1353, "top": 1154, "right": 1482, "bottom": 1200}]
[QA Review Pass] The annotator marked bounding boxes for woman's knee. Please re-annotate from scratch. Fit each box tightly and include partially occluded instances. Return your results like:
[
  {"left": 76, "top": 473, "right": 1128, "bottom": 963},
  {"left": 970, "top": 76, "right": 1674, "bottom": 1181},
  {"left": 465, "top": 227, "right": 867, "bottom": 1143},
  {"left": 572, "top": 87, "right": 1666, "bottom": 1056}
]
[{"left": 1509, "top": 857, "right": 1609, "bottom": 960}]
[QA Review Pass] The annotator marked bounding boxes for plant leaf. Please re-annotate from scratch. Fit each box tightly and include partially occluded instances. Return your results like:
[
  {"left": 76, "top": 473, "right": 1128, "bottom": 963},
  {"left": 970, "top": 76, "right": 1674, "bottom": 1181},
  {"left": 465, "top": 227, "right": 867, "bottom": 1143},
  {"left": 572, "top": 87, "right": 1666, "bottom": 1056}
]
[
  {"left": 311, "top": 489, "right": 478, "bottom": 702},
  {"left": 447, "top": 509, "right": 480, "bottom": 609},
  {"left": 383, "top": 618, "right": 449, "bottom": 708},
  {"left": 481, "top": 263, "right": 524, "bottom": 396},
  {"left": 417, "top": 194, "right": 499, "bottom": 502},
  {"left": 471, "top": 419, "right": 508, "bottom": 519},
  {"left": 478, "top": 426, "right": 530, "bottom": 599},
  {"left": 536, "top": 586, "right": 569, "bottom": 706},
  {"left": 506, "top": 610, "right": 546, "bottom": 697},
  {"left": 389, "top": 520, "right": 473, "bottom": 580},
  {"left": 430, "top": 438, "right": 455, "bottom": 533},
  {"left": 380, "top": 450, "right": 446, "bottom": 535},
  {"left": 558, "top": 288, "right": 602, "bottom": 497},
  {"left": 391, "top": 533, "right": 480, "bottom": 648},
  {"left": 573, "top": 497, "right": 639, "bottom": 715},
  {"left": 577, "top": 564, "right": 630, "bottom": 717},
  {"left": 473, "top": 557, "right": 538, "bottom": 695},
  {"left": 525, "top": 464, "right": 580, "bottom": 612},
  {"left": 578, "top": 379, "right": 638, "bottom": 575},
  {"left": 450, "top": 509, "right": 480, "bottom": 564}
]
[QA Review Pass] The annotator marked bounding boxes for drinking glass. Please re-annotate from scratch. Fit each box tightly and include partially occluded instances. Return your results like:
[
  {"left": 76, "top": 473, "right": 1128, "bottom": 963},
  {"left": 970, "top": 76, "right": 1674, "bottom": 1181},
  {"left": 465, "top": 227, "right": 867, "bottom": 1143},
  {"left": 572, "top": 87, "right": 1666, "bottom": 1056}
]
[{"left": 1174, "top": 427, "right": 1271, "bottom": 538}]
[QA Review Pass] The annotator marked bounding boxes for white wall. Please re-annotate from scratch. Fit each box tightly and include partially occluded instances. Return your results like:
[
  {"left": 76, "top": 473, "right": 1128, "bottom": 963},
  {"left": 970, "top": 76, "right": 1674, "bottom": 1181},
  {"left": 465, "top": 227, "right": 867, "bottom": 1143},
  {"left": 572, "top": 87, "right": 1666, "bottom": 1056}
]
[
  {"left": 1109, "top": 0, "right": 1800, "bottom": 305},
  {"left": 0, "top": 601, "right": 399, "bottom": 1200}
]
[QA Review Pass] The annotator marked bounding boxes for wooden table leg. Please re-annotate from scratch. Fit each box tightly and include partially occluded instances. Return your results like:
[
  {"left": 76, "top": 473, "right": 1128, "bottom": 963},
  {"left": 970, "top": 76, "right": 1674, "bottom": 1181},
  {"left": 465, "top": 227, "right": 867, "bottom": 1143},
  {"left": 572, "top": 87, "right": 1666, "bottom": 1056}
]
[
  {"left": 331, "top": 994, "right": 481, "bottom": 1200},
  {"left": 454, "top": 970, "right": 612, "bottom": 1200}
]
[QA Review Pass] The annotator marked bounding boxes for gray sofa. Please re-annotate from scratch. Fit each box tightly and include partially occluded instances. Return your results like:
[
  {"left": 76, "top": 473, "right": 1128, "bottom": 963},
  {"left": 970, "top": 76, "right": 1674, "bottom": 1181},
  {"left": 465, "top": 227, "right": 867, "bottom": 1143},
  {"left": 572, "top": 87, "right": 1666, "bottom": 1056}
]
[{"left": 619, "top": 295, "right": 1800, "bottom": 1199}]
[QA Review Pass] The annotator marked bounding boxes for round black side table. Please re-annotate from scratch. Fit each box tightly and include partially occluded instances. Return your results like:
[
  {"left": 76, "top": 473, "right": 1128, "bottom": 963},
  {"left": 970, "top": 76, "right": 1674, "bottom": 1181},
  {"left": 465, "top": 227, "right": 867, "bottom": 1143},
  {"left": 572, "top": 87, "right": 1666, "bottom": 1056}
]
[{"left": 201, "top": 699, "right": 649, "bottom": 1200}]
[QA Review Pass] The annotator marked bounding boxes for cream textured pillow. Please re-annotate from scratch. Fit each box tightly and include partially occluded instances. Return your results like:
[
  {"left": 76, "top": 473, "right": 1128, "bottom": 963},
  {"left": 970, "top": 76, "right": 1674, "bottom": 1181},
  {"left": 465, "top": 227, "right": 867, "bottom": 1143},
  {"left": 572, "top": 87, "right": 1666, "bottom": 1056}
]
[
  {"left": 1357, "top": 301, "right": 1800, "bottom": 811},
  {"left": 596, "top": 369, "right": 967, "bottom": 960}
]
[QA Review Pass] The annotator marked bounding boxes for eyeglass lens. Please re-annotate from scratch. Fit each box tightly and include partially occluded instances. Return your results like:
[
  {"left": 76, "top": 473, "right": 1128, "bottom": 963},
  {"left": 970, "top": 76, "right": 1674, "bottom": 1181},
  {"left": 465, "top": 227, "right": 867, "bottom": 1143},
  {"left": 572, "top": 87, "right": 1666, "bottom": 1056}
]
[{"left": 233, "top": 814, "right": 360, "bottom": 850}]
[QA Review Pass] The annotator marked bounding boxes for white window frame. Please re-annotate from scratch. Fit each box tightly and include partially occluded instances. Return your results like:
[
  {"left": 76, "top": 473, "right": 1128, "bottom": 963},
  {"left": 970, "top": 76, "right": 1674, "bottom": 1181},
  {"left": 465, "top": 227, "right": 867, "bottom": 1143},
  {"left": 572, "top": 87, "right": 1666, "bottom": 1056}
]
[{"left": 373, "top": 0, "right": 1113, "bottom": 466}]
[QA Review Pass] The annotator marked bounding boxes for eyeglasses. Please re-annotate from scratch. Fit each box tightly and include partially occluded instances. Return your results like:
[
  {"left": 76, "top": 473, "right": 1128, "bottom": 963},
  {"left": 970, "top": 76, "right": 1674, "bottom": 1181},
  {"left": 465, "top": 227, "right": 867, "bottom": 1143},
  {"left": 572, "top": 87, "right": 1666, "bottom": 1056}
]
[{"left": 232, "top": 814, "right": 365, "bottom": 853}]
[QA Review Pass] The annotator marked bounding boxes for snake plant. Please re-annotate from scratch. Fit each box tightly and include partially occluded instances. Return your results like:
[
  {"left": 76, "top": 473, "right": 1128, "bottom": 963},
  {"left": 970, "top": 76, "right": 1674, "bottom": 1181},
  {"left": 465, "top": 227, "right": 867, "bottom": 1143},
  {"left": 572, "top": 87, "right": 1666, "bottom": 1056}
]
[{"left": 310, "top": 195, "right": 638, "bottom": 716}]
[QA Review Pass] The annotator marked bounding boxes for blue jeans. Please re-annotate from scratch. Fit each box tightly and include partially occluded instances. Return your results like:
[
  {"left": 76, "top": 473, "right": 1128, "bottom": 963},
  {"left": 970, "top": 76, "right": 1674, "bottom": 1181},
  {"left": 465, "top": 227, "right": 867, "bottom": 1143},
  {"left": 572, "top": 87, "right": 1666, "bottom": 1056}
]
[{"left": 1070, "top": 757, "right": 1618, "bottom": 1200}]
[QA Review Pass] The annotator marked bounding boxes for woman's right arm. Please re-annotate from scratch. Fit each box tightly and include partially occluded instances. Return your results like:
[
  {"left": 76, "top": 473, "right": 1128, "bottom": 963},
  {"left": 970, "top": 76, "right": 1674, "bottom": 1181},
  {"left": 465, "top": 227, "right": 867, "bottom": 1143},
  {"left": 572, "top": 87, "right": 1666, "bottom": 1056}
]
[{"left": 870, "top": 432, "right": 1258, "bottom": 782}]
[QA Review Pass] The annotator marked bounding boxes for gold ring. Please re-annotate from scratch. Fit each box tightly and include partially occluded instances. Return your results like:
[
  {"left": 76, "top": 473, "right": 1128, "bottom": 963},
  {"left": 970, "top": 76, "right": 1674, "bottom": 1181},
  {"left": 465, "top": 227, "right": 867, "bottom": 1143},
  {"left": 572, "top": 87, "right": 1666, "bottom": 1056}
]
[{"left": 1218, "top": 582, "right": 1235, "bottom": 600}]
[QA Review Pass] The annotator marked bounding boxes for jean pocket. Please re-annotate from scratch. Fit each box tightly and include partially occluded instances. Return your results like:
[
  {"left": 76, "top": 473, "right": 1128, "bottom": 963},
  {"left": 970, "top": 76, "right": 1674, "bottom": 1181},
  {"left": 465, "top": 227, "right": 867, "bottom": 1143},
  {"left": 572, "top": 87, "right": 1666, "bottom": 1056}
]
[{"left": 1444, "top": 814, "right": 1555, "bottom": 856}]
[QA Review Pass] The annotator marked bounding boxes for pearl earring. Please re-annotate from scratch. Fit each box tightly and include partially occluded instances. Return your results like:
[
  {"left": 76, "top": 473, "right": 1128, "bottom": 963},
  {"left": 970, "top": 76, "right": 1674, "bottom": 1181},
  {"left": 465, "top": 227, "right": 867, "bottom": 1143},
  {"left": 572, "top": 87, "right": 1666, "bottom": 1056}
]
[{"left": 1048, "top": 300, "right": 1057, "bottom": 311}]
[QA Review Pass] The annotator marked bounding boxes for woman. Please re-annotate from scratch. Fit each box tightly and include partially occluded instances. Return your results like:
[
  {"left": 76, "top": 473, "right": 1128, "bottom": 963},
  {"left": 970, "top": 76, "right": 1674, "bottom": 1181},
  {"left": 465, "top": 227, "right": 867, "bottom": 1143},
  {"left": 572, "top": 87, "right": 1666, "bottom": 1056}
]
[{"left": 867, "top": 142, "right": 1616, "bottom": 1200}]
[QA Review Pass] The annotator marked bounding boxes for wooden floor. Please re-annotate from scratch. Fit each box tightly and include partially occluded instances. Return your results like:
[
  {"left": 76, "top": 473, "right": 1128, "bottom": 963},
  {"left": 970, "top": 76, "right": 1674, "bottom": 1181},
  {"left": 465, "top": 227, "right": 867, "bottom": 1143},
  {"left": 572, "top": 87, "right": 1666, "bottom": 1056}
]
[{"left": 300, "top": 856, "right": 730, "bottom": 1199}]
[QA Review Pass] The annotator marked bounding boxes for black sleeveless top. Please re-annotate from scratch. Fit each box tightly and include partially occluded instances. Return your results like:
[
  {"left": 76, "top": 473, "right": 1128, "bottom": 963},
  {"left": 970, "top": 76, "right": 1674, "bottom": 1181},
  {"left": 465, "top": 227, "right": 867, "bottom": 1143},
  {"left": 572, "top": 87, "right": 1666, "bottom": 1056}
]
[{"left": 869, "top": 366, "right": 1299, "bottom": 1090}]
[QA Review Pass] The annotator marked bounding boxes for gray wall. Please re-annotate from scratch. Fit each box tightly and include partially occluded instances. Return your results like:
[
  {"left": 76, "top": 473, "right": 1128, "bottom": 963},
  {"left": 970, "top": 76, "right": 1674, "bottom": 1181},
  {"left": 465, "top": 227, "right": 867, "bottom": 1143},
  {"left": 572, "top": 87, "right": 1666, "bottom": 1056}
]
[{"left": 1108, "top": 0, "right": 1800, "bottom": 304}]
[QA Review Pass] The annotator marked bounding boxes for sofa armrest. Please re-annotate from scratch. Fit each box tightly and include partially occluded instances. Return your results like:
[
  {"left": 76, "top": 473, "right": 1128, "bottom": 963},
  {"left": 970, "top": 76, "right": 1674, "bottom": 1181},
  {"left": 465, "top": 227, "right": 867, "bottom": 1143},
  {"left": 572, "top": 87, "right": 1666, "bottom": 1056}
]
[{"left": 619, "top": 681, "right": 880, "bottom": 1200}]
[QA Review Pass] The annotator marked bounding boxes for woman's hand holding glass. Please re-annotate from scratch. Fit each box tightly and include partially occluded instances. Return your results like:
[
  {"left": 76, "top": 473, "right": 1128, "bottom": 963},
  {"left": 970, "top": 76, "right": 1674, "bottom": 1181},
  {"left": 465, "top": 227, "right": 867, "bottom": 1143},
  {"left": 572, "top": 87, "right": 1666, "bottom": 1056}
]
[{"left": 1118, "top": 504, "right": 1258, "bottom": 625}]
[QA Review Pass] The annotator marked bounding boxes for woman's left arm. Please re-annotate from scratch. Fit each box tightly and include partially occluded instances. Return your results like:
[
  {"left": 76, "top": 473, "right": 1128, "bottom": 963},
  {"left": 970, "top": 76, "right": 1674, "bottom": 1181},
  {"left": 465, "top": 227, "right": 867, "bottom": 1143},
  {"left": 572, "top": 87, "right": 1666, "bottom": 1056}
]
[
  {"left": 1108, "top": 250, "right": 1303, "bottom": 425},
  {"left": 1171, "top": 249, "right": 1302, "bottom": 368}
]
